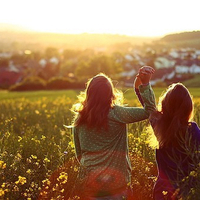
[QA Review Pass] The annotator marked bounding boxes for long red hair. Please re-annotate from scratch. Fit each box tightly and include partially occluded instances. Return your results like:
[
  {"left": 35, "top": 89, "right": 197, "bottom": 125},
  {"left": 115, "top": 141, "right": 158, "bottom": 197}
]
[
  {"left": 151, "top": 83, "right": 194, "bottom": 148},
  {"left": 72, "top": 73, "right": 123, "bottom": 130}
]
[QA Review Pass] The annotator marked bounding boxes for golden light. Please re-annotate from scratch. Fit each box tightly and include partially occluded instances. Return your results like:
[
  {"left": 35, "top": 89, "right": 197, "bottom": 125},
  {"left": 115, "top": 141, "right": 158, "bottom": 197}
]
[{"left": 0, "top": 0, "right": 199, "bottom": 37}]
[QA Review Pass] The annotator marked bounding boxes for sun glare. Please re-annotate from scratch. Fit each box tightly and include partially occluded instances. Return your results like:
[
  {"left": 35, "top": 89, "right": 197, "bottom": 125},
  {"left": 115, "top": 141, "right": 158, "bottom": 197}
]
[{"left": 1, "top": 0, "right": 200, "bottom": 37}]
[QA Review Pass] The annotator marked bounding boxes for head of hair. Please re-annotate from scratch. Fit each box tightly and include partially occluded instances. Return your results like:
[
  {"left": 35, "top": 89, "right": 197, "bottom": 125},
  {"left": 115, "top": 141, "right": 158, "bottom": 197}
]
[
  {"left": 152, "top": 83, "right": 194, "bottom": 148},
  {"left": 72, "top": 73, "right": 123, "bottom": 130}
]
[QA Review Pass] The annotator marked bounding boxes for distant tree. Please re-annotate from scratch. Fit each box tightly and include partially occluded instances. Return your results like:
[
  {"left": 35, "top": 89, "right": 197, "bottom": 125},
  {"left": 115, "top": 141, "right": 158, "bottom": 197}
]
[
  {"left": 10, "top": 76, "right": 46, "bottom": 91},
  {"left": 11, "top": 52, "right": 35, "bottom": 65},
  {"left": 77, "top": 49, "right": 95, "bottom": 61},
  {"left": 74, "top": 61, "right": 90, "bottom": 81},
  {"left": 62, "top": 49, "right": 80, "bottom": 60},
  {"left": 45, "top": 47, "right": 59, "bottom": 59},
  {"left": 32, "top": 51, "right": 43, "bottom": 61},
  {"left": 38, "top": 61, "right": 60, "bottom": 80},
  {"left": 46, "top": 77, "right": 71, "bottom": 90},
  {"left": 60, "top": 60, "right": 77, "bottom": 77},
  {"left": 75, "top": 54, "right": 123, "bottom": 80}
]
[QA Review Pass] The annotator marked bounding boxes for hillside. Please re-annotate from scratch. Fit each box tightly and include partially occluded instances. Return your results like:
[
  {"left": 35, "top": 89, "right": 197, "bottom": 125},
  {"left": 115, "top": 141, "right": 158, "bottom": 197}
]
[
  {"left": 161, "top": 31, "right": 200, "bottom": 42},
  {"left": 1, "top": 24, "right": 200, "bottom": 52},
  {"left": 0, "top": 24, "right": 156, "bottom": 52},
  {"left": 159, "top": 31, "right": 200, "bottom": 49}
]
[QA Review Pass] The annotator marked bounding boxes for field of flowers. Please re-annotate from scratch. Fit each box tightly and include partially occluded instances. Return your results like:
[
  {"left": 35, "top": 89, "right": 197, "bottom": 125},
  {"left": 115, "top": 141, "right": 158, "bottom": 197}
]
[{"left": 0, "top": 88, "right": 200, "bottom": 200}]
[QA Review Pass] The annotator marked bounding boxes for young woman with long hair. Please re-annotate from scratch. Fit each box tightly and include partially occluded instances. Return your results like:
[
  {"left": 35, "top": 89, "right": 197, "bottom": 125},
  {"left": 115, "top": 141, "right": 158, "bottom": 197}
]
[
  {"left": 71, "top": 66, "right": 156, "bottom": 200},
  {"left": 136, "top": 83, "right": 200, "bottom": 199}
]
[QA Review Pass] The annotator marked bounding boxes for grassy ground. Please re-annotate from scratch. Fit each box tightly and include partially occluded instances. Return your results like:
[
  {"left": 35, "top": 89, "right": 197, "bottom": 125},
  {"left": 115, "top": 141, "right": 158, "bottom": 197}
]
[{"left": 1, "top": 86, "right": 199, "bottom": 101}]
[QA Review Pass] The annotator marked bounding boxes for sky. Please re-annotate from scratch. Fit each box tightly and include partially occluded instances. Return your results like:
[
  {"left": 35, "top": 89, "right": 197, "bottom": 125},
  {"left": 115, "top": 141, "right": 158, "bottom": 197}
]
[{"left": 1, "top": 0, "right": 200, "bottom": 37}]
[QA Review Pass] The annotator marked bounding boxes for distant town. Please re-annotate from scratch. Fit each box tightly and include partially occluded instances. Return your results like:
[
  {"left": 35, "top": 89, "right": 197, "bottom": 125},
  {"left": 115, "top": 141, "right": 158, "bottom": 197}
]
[{"left": 0, "top": 46, "right": 200, "bottom": 90}]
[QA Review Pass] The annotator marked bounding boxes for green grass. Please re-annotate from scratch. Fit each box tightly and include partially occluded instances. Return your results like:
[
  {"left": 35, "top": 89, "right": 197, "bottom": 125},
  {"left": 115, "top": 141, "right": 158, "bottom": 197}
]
[
  {"left": 0, "top": 86, "right": 200, "bottom": 100},
  {"left": 183, "top": 75, "right": 200, "bottom": 88},
  {"left": 0, "top": 90, "right": 80, "bottom": 101}
]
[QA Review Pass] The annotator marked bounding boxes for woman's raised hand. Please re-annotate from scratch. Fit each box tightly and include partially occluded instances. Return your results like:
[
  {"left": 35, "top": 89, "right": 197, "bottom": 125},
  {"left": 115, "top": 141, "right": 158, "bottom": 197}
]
[
  {"left": 134, "top": 66, "right": 155, "bottom": 88},
  {"left": 139, "top": 66, "right": 155, "bottom": 75}
]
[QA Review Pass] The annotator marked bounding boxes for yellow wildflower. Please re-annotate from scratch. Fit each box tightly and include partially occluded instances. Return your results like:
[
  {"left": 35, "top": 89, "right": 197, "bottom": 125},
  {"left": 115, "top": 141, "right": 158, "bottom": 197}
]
[
  {"left": 31, "top": 182, "right": 35, "bottom": 188},
  {"left": 60, "top": 130, "right": 65, "bottom": 136},
  {"left": 14, "top": 185, "right": 19, "bottom": 191},
  {"left": 0, "top": 161, "right": 6, "bottom": 169},
  {"left": 190, "top": 170, "right": 197, "bottom": 177},
  {"left": 31, "top": 155, "right": 37, "bottom": 159},
  {"left": 41, "top": 135, "right": 46, "bottom": 140},
  {"left": 190, "top": 188, "right": 195, "bottom": 194},
  {"left": 68, "top": 141, "right": 74, "bottom": 148},
  {"left": 162, "top": 191, "right": 168, "bottom": 196},
  {"left": 42, "top": 179, "right": 50, "bottom": 186},
  {"left": 18, "top": 136, "right": 22, "bottom": 142},
  {"left": 44, "top": 158, "right": 50, "bottom": 163},
  {"left": 26, "top": 169, "right": 31, "bottom": 174},
  {"left": 57, "top": 172, "right": 68, "bottom": 184},
  {"left": 61, "top": 189, "right": 64, "bottom": 193},
  {"left": 3, "top": 163, "right": 6, "bottom": 169},
  {"left": 0, "top": 189, "right": 5, "bottom": 197},
  {"left": 1, "top": 183, "right": 6, "bottom": 188},
  {"left": 15, "top": 176, "right": 27, "bottom": 185},
  {"left": 15, "top": 153, "right": 22, "bottom": 161},
  {"left": 74, "top": 166, "right": 78, "bottom": 172},
  {"left": 145, "top": 166, "right": 150, "bottom": 172},
  {"left": 35, "top": 110, "right": 40, "bottom": 114}
]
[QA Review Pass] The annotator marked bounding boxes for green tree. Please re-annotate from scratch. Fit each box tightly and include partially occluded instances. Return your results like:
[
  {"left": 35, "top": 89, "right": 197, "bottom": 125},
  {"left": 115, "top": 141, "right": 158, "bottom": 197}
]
[
  {"left": 75, "top": 61, "right": 90, "bottom": 81},
  {"left": 45, "top": 47, "right": 59, "bottom": 59},
  {"left": 60, "top": 60, "right": 77, "bottom": 77},
  {"left": 75, "top": 54, "right": 123, "bottom": 81}
]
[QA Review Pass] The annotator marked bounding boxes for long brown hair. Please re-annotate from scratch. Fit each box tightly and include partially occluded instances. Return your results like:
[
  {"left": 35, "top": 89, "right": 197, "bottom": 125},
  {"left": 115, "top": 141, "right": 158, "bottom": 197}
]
[
  {"left": 72, "top": 73, "right": 123, "bottom": 130},
  {"left": 151, "top": 83, "right": 194, "bottom": 148}
]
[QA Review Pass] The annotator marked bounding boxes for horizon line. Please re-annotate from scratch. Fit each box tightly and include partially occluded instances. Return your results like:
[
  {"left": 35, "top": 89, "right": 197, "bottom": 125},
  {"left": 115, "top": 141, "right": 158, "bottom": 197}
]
[{"left": 0, "top": 22, "right": 200, "bottom": 38}]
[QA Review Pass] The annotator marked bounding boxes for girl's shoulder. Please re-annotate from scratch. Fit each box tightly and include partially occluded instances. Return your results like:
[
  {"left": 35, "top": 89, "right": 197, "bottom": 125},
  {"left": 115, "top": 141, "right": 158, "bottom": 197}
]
[
  {"left": 188, "top": 121, "right": 200, "bottom": 141},
  {"left": 189, "top": 121, "right": 200, "bottom": 132},
  {"left": 109, "top": 105, "right": 126, "bottom": 116}
]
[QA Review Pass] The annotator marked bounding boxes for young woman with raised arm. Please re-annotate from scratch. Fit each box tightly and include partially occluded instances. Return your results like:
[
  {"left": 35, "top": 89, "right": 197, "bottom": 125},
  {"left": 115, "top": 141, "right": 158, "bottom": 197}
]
[{"left": 71, "top": 66, "right": 156, "bottom": 200}]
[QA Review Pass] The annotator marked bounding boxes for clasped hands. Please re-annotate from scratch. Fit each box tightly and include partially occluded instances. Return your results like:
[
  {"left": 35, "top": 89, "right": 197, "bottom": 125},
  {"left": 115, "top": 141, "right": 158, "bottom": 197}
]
[{"left": 134, "top": 66, "right": 155, "bottom": 89}]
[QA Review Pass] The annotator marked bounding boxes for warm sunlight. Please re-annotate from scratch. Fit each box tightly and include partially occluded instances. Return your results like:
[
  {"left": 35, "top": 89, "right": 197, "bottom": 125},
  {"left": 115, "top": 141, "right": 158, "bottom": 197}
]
[{"left": 1, "top": 0, "right": 200, "bottom": 36}]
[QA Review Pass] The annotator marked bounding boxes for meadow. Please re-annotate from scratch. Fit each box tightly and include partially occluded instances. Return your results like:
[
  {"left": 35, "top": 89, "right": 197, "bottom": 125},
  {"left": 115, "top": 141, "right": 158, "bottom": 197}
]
[{"left": 0, "top": 87, "right": 200, "bottom": 200}]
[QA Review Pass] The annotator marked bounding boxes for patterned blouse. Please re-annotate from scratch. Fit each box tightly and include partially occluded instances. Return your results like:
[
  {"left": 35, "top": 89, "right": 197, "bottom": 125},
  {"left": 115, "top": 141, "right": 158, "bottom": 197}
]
[{"left": 73, "top": 84, "right": 156, "bottom": 197}]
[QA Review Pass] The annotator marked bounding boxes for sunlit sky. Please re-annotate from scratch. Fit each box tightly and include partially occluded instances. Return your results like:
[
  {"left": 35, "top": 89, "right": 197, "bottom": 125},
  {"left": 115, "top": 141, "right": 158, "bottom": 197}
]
[{"left": 1, "top": 0, "right": 199, "bottom": 37}]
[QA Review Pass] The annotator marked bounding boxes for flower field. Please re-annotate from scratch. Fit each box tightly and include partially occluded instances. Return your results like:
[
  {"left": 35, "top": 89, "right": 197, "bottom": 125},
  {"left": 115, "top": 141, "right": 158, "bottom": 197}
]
[{"left": 0, "top": 88, "right": 200, "bottom": 200}]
